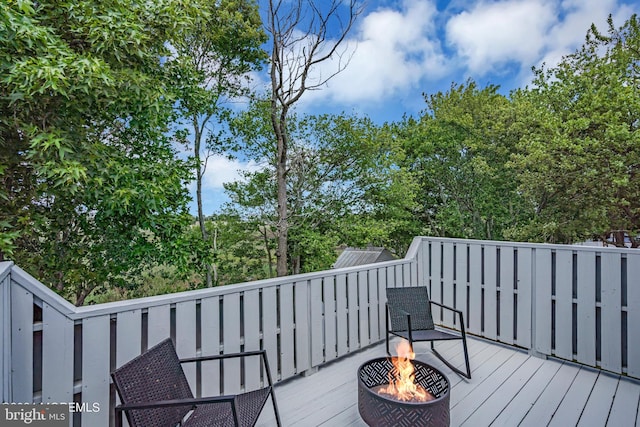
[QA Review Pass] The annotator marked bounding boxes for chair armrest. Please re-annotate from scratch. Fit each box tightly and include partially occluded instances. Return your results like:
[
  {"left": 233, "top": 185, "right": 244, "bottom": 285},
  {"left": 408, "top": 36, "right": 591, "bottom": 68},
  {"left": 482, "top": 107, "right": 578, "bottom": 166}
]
[
  {"left": 429, "top": 301, "right": 462, "bottom": 315},
  {"left": 429, "top": 301, "right": 467, "bottom": 334},
  {"left": 115, "top": 395, "right": 238, "bottom": 427},
  {"left": 180, "top": 350, "right": 266, "bottom": 364},
  {"left": 115, "top": 395, "right": 235, "bottom": 412},
  {"left": 180, "top": 350, "right": 276, "bottom": 387}
]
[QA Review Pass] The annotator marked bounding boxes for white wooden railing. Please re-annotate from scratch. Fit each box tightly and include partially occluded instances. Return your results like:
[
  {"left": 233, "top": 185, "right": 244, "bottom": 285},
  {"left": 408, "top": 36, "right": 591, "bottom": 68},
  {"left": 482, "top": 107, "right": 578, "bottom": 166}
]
[
  {"left": 414, "top": 237, "right": 640, "bottom": 379},
  {"left": 0, "top": 248, "right": 418, "bottom": 426},
  {"left": 1, "top": 236, "right": 638, "bottom": 426}
]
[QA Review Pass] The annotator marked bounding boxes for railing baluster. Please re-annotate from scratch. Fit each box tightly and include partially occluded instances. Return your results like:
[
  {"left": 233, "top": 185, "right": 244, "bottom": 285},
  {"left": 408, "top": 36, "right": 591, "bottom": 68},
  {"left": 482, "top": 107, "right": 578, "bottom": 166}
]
[
  {"left": 243, "top": 290, "right": 261, "bottom": 389},
  {"left": 627, "top": 253, "right": 640, "bottom": 377},
  {"left": 368, "top": 269, "right": 380, "bottom": 342},
  {"left": 335, "top": 273, "right": 348, "bottom": 357},
  {"left": 555, "top": 250, "right": 574, "bottom": 360},
  {"left": 358, "top": 270, "right": 370, "bottom": 347},
  {"left": 81, "top": 315, "right": 110, "bottom": 426},
  {"left": 176, "top": 301, "right": 197, "bottom": 391},
  {"left": 499, "top": 246, "right": 515, "bottom": 345},
  {"left": 516, "top": 247, "right": 533, "bottom": 349},
  {"left": 310, "top": 278, "right": 324, "bottom": 367},
  {"left": 294, "top": 281, "right": 310, "bottom": 374},
  {"left": 322, "top": 276, "right": 337, "bottom": 362},
  {"left": 347, "top": 272, "right": 359, "bottom": 351},
  {"left": 601, "top": 252, "right": 622, "bottom": 372}
]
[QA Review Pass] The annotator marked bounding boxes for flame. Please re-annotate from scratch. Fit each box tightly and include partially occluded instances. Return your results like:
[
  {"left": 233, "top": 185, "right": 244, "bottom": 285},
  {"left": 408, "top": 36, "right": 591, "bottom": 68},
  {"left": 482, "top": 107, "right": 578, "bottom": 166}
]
[{"left": 378, "top": 340, "right": 434, "bottom": 402}]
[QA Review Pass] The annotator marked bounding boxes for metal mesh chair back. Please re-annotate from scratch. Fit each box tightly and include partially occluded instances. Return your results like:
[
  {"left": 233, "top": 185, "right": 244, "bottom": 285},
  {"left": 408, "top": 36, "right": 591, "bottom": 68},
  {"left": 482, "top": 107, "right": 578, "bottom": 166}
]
[
  {"left": 112, "top": 338, "right": 194, "bottom": 427},
  {"left": 386, "top": 287, "right": 435, "bottom": 331}
]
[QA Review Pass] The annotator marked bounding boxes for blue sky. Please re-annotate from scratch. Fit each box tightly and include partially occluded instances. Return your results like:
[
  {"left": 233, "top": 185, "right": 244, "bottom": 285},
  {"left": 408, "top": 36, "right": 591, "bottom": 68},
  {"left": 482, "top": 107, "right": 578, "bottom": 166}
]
[{"left": 190, "top": 0, "right": 639, "bottom": 216}]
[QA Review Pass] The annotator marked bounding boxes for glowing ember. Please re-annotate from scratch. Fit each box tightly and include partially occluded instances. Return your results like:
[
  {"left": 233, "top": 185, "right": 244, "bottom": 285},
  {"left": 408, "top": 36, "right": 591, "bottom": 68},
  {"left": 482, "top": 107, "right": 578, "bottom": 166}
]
[{"left": 377, "top": 340, "right": 434, "bottom": 402}]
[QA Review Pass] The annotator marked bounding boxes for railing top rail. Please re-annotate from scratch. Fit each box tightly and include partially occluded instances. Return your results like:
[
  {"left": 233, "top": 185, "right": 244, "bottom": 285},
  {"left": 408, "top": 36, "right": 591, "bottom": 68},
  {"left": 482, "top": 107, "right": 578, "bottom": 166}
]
[
  {"left": 73, "top": 257, "right": 412, "bottom": 318},
  {"left": 419, "top": 236, "right": 639, "bottom": 254},
  {"left": 0, "top": 261, "right": 13, "bottom": 283},
  {"left": 405, "top": 236, "right": 423, "bottom": 260},
  {"left": 10, "top": 265, "right": 76, "bottom": 316},
  {"left": 5, "top": 254, "right": 414, "bottom": 320}
]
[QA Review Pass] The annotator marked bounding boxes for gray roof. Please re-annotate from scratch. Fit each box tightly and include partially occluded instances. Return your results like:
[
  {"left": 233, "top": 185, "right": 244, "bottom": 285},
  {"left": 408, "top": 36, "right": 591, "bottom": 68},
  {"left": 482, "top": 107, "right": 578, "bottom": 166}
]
[{"left": 332, "top": 247, "right": 396, "bottom": 269}]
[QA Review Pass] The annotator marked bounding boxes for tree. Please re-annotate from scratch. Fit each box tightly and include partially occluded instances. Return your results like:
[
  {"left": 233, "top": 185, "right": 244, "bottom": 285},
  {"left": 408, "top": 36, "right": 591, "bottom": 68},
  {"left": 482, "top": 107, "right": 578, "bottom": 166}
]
[
  {"left": 1, "top": 0, "right": 197, "bottom": 304},
  {"left": 398, "top": 81, "right": 530, "bottom": 241},
  {"left": 169, "top": 0, "right": 266, "bottom": 286},
  {"left": 511, "top": 14, "right": 640, "bottom": 245},
  {"left": 266, "top": 0, "right": 363, "bottom": 276},
  {"left": 181, "top": 213, "right": 273, "bottom": 286},
  {"left": 228, "top": 101, "right": 418, "bottom": 274}
]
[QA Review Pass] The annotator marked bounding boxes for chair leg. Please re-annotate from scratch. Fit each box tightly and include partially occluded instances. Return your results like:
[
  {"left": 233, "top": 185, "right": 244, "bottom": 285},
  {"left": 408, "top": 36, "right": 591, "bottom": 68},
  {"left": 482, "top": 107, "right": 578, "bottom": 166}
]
[
  {"left": 385, "top": 306, "right": 391, "bottom": 356},
  {"left": 386, "top": 331, "right": 391, "bottom": 356},
  {"left": 115, "top": 410, "right": 123, "bottom": 427},
  {"left": 271, "top": 393, "right": 282, "bottom": 427},
  {"left": 431, "top": 340, "right": 471, "bottom": 379},
  {"left": 461, "top": 336, "right": 471, "bottom": 379}
]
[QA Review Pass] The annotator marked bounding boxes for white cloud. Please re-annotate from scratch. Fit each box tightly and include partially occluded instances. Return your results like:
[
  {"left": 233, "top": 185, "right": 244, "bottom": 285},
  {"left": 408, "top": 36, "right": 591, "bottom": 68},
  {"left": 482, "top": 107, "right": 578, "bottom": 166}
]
[
  {"left": 301, "top": 0, "right": 450, "bottom": 106},
  {"left": 255, "top": 0, "right": 635, "bottom": 114},
  {"left": 445, "top": 0, "right": 634, "bottom": 83},
  {"left": 201, "top": 156, "right": 261, "bottom": 190},
  {"left": 446, "top": 0, "right": 557, "bottom": 75},
  {"left": 536, "top": 0, "right": 631, "bottom": 70},
  {"left": 187, "top": 155, "right": 262, "bottom": 214}
]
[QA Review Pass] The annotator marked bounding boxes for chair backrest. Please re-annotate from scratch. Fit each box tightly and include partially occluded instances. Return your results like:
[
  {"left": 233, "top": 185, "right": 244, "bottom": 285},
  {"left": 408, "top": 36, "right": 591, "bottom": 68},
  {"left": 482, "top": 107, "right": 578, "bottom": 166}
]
[
  {"left": 111, "top": 338, "right": 193, "bottom": 427},
  {"left": 386, "top": 287, "right": 435, "bottom": 331}
]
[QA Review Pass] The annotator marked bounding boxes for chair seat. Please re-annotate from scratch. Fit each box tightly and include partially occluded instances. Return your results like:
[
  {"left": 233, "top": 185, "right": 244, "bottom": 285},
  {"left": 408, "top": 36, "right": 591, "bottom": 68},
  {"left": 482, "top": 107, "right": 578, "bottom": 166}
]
[
  {"left": 184, "top": 387, "right": 273, "bottom": 427},
  {"left": 390, "top": 328, "right": 462, "bottom": 342}
]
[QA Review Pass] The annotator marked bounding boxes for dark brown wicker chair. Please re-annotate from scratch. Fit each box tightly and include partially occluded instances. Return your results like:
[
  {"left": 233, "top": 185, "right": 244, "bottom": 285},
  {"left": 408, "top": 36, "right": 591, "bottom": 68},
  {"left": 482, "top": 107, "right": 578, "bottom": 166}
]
[
  {"left": 386, "top": 287, "right": 471, "bottom": 379},
  {"left": 111, "top": 338, "right": 281, "bottom": 427}
]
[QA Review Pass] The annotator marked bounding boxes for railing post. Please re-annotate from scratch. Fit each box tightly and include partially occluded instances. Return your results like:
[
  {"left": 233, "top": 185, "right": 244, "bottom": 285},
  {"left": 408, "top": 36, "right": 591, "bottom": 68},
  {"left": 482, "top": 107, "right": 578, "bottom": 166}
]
[
  {"left": 0, "top": 262, "right": 13, "bottom": 402},
  {"left": 405, "top": 237, "right": 424, "bottom": 286}
]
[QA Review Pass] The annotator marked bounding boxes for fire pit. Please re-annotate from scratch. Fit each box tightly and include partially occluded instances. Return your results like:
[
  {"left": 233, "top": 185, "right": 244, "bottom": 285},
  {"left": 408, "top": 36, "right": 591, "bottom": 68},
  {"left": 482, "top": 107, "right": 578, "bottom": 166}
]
[{"left": 357, "top": 352, "right": 450, "bottom": 427}]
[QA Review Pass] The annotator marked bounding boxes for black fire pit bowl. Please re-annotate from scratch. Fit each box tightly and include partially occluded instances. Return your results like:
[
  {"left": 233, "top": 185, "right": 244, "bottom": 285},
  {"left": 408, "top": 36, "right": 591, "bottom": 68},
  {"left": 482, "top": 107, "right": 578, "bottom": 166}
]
[{"left": 358, "top": 357, "right": 450, "bottom": 427}]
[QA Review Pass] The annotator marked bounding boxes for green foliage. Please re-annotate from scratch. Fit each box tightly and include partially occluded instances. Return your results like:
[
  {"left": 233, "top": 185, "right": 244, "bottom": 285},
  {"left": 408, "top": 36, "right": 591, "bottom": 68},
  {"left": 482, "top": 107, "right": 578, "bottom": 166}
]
[
  {"left": 1, "top": 0, "right": 198, "bottom": 304},
  {"left": 510, "top": 14, "right": 640, "bottom": 245},
  {"left": 396, "top": 81, "right": 531, "bottom": 241},
  {"left": 209, "top": 213, "right": 275, "bottom": 283},
  {"left": 226, "top": 103, "right": 419, "bottom": 274},
  {"left": 166, "top": 0, "right": 266, "bottom": 287},
  {"left": 169, "top": 0, "right": 266, "bottom": 117},
  {"left": 85, "top": 265, "right": 199, "bottom": 304}
]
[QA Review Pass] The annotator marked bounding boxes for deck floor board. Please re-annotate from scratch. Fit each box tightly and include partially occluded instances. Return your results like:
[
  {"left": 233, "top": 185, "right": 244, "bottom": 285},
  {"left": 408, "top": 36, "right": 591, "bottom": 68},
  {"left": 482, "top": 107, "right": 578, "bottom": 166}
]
[
  {"left": 490, "top": 357, "right": 563, "bottom": 426},
  {"left": 606, "top": 379, "right": 640, "bottom": 426},
  {"left": 256, "top": 336, "right": 640, "bottom": 426}
]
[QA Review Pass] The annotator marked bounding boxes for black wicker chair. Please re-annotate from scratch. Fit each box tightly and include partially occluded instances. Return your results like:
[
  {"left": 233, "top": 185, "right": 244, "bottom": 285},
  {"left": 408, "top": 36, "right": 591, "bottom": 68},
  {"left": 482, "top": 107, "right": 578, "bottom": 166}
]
[
  {"left": 111, "top": 338, "right": 281, "bottom": 427},
  {"left": 386, "top": 287, "right": 471, "bottom": 379}
]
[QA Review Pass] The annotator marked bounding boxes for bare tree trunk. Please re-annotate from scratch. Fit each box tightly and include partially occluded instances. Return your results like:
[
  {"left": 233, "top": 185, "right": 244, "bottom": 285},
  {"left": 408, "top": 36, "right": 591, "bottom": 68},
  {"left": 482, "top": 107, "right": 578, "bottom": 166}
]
[
  {"left": 260, "top": 225, "right": 274, "bottom": 277},
  {"left": 194, "top": 118, "right": 214, "bottom": 287},
  {"left": 212, "top": 226, "right": 218, "bottom": 285},
  {"left": 273, "top": 105, "right": 289, "bottom": 276},
  {"left": 267, "top": 0, "right": 361, "bottom": 277},
  {"left": 75, "top": 283, "right": 95, "bottom": 306}
]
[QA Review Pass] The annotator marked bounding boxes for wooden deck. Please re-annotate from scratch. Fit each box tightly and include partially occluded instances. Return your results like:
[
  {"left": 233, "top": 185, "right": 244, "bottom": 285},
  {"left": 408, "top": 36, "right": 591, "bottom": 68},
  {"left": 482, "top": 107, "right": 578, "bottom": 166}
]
[{"left": 257, "top": 336, "right": 640, "bottom": 426}]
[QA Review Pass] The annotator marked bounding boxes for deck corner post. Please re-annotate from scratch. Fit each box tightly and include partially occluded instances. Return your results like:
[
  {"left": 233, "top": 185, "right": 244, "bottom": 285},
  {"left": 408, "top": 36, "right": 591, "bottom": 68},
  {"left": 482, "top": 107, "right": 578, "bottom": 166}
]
[
  {"left": 528, "top": 348, "right": 548, "bottom": 359},
  {"left": 302, "top": 367, "right": 319, "bottom": 377},
  {"left": 1, "top": 262, "right": 13, "bottom": 402}
]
